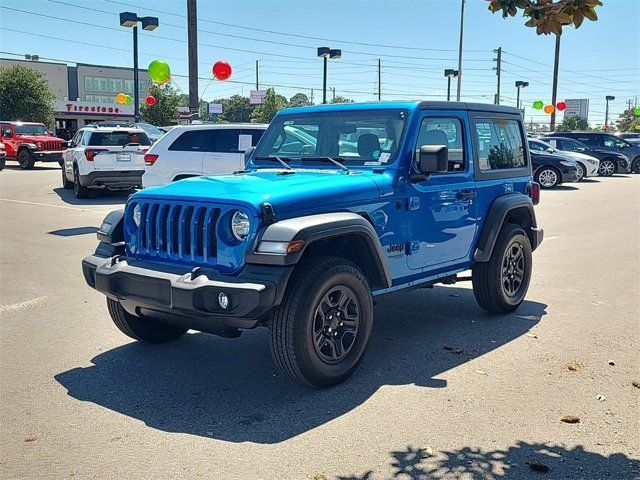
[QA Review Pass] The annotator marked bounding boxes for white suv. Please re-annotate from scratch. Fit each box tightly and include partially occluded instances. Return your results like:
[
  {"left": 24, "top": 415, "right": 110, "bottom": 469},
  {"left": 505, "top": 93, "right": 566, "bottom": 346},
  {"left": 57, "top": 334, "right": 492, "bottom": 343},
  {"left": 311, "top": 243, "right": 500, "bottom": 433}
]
[
  {"left": 142, "top": 123, "right": 268, "bottom": 188},
  {"left": 61, "top": 126, "right": 151, "bottom": 198}
]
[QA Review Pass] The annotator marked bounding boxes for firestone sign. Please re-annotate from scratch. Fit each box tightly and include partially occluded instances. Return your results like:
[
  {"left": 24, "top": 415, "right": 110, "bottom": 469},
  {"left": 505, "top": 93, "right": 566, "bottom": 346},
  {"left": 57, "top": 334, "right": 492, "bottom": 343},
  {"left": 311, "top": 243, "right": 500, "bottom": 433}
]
[{"left": 54, "top": 100, "right": 134, "bottom": 116}]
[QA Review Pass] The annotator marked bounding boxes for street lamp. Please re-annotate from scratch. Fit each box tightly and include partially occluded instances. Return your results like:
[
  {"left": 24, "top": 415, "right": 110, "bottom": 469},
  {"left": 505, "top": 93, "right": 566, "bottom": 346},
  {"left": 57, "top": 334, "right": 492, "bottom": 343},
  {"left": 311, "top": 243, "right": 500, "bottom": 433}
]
[
  {"left": 604, "top": 95, "right": 615, "bottom": 131},
  {"left": 444, "top": 69, "right": 459, "bottom": 101},
  {"left": 515, "top": 81, "right": 529, "bottom": 110},
  {"left": 119, "top": 12, "right": 159, "bottom": 122},
  {"left": 318, "top": 47, "right": 341, "bottom": 104}
]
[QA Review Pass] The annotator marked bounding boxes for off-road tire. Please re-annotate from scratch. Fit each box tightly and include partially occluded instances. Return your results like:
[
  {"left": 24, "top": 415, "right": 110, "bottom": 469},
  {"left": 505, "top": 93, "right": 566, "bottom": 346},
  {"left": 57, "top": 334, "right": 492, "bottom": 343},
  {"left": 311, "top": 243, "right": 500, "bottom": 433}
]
[
  {"left": 61, "top": 167, "right": 73, "bottom": 189},
  {"left": 598, "top": 159, "right": 616, "bottom": 177},
  {"left": 269, "top": 256, "right": 374, "bottom": 388},
  {"left": 106, "top": 298, "right": 187, "bottom": 343},
  {"left": 73, "top": 164, "right": 90, "bottom": 199},
  {"left": 472, "top": 223, "right": 532, "bottom": 314},
  {"left": 18, "top": 149, "right": 35, "bottom": 170}
]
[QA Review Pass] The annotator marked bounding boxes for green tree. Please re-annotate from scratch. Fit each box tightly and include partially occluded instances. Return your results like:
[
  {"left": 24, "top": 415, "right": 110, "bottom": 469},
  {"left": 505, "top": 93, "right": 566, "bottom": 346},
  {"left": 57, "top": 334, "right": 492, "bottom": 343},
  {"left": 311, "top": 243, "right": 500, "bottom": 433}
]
[
  {"left": 140, "top": 84, "right": 180, "bottom": 125},
  {"left": 217, "top": 95, "right": 254, "bottom": 123},
  {"left": 616, "top": 108, "right": 640, "bottom": 133},
  {"left": 289, "top": 93, "right": 311, "bottom": 107},
  {"left": 488, "top": 0, "right": 602, "bottom": 36},
  {"left": 251, "top": 88, "right": 288, "bottom": 123},
  {"left": 330, "top": 95, "right": 354, "bottom": 104},
  {"left": 0, "top": 64, "right": 55, "bottom": 126},
  {"left": 556, "top": 115, "right": 589, "bottom": 131}
]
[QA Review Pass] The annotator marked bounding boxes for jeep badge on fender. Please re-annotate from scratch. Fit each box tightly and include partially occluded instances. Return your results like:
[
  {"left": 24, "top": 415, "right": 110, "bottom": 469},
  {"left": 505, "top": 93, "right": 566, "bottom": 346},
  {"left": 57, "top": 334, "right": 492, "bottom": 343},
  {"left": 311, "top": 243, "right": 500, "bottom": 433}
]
[{"left": 82, "top": 101, "right": 543, "bottom": 388}]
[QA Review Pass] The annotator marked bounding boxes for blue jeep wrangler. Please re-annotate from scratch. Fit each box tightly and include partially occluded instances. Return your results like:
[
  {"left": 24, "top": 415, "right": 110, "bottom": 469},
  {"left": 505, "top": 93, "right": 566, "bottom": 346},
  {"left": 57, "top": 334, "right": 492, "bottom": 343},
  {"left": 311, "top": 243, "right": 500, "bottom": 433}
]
[{"left": 83, "top": 101, "right": 543, "bottom": 388}]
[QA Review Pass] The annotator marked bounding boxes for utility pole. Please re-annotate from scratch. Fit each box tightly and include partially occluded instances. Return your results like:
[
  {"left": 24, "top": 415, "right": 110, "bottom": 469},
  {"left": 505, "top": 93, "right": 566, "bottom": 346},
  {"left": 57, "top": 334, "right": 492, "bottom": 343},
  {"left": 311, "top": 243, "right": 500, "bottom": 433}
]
[
  {"left": 310, "top": 89, "right": 314, "bottom": 105},
  {"left": 377, "top": 59, "right": 381, "bottom": 101},
  {"left": 493, "top": 47, "right": 502, "bottom": 105},
  {"left": 332, "top": 87, "right": 336, "bottom": 102},
  {"left": 255, "top": 60, "right": 259, "bottom": 91},
  {"left": 187, "top": 0, "right": 199, "bottom": 120},
  {"left": 456, "top": 0, "right": 465, "bottom": 101},
  {"left": 550, "top": 34, "right": 561, "bottom": 131}
]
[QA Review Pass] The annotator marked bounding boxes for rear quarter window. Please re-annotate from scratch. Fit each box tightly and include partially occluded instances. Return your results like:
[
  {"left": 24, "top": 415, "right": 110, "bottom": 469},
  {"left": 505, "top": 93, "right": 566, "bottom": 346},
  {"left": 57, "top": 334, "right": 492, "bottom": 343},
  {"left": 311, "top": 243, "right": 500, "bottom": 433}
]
[{"left": 474, "top": 118, "right": 526, "bottom": 171}]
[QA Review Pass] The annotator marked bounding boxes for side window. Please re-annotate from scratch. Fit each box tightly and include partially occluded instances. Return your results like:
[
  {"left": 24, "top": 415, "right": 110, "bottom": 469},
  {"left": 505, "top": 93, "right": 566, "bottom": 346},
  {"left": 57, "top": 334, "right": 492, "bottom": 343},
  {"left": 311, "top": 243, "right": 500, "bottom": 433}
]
[
  {"left": 168, "top": 130, "right": 210, "bottom": 152},
  {"left": 207, "top": 129, "right": 242, "bottom": 153},
  {"left": 603, "top": 135, "right": 626, "bottom": 149},
  {"left": 474, "top": 118, "right": 525, "bottom": 171},
  {"left": 1, "top": 124, "right": 11, "bottom": 137},
  {"left": 81, "top": 131, "right": 92, "bottom": 146},
  {"left": 71, "top": 130, "right": 83, "bottom": 146},
  {"left": 249, "top": 129, "right": 265, "bottom": 147},
  {"left": 528, "top": 141, "right": 546, "bottom": 152},
  {"left": 578, "top": 135, "right": 598, "bottom": 146},
  {"left": 416, "top": 117, "right": 465, "bottom": 172}
]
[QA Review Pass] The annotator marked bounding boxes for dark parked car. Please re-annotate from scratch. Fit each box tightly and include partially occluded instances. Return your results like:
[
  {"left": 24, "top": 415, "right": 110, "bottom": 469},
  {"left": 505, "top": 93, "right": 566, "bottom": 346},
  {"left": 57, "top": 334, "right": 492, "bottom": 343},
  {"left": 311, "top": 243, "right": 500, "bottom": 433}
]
[
  {"left": 616, "top": 132, "right": 640, "bottom": 145},
  {"left": 531, "top": 151, "right": 579, "bottom": 188},
  {"left": 545, "top": 131, "right": 638, "bottom": 173},
  {"left": 541, "top": 136, "right": 631, "bottom": 177}
]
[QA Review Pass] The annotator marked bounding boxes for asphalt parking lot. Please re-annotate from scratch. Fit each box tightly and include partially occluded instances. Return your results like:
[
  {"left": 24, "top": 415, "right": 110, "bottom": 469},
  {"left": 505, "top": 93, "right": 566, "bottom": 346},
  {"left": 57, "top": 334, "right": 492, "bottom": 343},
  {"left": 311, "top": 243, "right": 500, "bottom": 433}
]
[{"left": 1, "top": 165, "right": 638, "bottom": 480}]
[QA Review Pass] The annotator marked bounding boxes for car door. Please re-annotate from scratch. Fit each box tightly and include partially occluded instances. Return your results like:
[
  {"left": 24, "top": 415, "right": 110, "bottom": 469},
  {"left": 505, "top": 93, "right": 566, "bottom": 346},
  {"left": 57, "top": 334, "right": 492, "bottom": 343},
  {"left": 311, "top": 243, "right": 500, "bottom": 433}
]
[
  {"left": 0, "top": 124, "right": 16, "bottom": 158},
  {"left": 406, "top": 112, "right": 478, "bottom": 271},
  {"left": 202, "top": 128, "right": 245, "bottom": 176},
  {"left": 63, "top": 129, "right": 83, "bottom": 178}
]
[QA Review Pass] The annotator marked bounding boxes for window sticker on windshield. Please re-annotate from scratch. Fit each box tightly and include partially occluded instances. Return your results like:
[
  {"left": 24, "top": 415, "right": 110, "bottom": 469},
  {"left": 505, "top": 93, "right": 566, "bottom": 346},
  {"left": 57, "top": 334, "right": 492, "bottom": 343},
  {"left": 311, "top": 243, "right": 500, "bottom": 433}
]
[
  {"left": 364, "top": 161, "right": 381, "bottom": 166},
  {"left": 378, "top": 152, "right": 391, "bottom": 163}
]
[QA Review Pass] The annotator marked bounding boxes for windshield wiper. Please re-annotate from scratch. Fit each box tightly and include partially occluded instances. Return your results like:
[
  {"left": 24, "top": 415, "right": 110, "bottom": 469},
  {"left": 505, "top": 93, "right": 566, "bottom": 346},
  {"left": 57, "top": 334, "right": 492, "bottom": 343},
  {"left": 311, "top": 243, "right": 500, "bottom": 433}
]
[
  {"left": 254, "top": 155, "right": 293, "bottom": 170},
  {"left": 300, "top": 156, "right": 350, "bottom": 172}
]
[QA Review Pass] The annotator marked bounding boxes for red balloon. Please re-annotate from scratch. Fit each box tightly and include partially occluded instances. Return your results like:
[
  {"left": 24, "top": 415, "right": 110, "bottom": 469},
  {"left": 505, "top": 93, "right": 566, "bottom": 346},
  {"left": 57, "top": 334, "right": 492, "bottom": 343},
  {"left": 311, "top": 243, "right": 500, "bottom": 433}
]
[
  {"left": 556, "top": 101, "right": 567, "bottom": 111},
  {"left": 212, "top": 61, "right": 232, "bottom": 81},
  {"left": 145, "top": 95, "right": 156, "bottom": 106}
]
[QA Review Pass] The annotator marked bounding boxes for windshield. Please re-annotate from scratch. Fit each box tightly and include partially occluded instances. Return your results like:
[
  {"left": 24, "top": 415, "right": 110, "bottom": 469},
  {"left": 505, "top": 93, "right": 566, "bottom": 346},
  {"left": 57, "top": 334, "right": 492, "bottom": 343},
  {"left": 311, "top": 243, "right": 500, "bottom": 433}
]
[
  {"left": 253, "top": 109, "right": 409, "bottom": 167},
  {"left": 14, "top": 124, "right": 48, "bottom": 135},
  {"left": 88, "top": 131, "right": 151, "bottom": 146},
  {"left": 137, "top": 123, "right": 164, "bottom": 137}
]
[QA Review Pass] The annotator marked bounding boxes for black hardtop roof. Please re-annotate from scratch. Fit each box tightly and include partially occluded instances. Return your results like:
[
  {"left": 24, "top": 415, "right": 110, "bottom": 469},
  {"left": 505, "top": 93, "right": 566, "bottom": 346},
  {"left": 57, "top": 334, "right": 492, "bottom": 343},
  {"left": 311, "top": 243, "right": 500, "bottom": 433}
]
[{"left": 418, "top": 101, "right": 521, "bottom": 115}]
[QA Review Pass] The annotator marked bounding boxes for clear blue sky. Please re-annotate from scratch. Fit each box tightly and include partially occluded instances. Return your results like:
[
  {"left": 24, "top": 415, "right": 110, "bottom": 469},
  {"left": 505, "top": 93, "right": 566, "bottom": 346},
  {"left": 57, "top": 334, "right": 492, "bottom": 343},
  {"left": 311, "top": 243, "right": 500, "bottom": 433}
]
[{"left": 1, "top": 0, "right": 638, "bottom": 125}]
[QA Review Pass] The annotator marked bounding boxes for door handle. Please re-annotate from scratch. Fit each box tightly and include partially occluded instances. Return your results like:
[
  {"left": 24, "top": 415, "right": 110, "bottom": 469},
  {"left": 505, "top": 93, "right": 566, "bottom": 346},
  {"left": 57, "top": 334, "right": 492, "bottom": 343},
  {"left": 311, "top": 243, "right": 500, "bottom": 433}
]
[{"left": 456, "top": 189, "right": 477, "bottom": 200}]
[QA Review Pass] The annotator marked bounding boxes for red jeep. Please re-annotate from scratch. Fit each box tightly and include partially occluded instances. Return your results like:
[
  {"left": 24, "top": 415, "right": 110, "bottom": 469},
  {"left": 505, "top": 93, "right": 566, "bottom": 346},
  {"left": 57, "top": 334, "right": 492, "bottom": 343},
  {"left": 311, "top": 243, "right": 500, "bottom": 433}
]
[{"left": 0, "top": 121, "right": 66, "bottom": 169}]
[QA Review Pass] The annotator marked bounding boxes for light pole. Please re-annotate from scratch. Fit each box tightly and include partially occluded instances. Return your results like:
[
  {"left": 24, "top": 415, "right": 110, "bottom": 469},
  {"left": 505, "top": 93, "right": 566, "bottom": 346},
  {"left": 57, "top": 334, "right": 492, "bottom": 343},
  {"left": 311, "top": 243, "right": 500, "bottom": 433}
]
[
  {"left": 515, "top": 81, "right": 529, "bottom": 110},
  {"left": 456, "top": 0, "right": 466, "bottom": 101},
  {"left": 604, "top": 95, "right": 615, "bottom": 131},
  {"left": 317, "top": 47, "right": 341, "bottom": 104},
  {"left": 444, "top": 69, "right": 459, "bottom": 101},
  {"left": 119, "top": 12, "right": 159, "bottom": 122}
]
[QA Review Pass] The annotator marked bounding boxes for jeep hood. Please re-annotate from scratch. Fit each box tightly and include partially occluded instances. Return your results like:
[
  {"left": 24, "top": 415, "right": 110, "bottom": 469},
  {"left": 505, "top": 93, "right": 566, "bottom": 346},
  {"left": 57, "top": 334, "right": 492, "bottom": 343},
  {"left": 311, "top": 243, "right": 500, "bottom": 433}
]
[
  {"left": 16, "top": 135, "right": 62, "bottom": 142},
  {"left": 137, "top": 169, "right": 385, "bottom": 215}
]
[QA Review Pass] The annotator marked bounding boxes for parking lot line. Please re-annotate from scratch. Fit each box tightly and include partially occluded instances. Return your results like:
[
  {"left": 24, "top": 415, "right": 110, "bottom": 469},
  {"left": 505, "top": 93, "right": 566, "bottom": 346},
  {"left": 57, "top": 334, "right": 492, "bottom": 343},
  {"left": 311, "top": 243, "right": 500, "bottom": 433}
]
[{"left": 0, "top": 197, "right": 114, "bottom": 212}]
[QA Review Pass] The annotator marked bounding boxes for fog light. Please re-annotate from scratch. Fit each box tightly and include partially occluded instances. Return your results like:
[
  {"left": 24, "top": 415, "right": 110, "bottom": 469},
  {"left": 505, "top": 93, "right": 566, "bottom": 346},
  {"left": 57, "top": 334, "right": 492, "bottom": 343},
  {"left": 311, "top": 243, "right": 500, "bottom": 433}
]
[{"left": 218, "top": 292, "right": 230, "bottom": 309}]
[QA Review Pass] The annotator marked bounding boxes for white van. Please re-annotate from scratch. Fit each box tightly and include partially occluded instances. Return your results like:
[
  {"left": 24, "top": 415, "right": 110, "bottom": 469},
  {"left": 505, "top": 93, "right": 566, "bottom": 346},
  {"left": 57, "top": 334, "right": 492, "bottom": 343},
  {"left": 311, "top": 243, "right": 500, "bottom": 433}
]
[{"left": 142, "top": 123, "right": 268, "bottom": 188}]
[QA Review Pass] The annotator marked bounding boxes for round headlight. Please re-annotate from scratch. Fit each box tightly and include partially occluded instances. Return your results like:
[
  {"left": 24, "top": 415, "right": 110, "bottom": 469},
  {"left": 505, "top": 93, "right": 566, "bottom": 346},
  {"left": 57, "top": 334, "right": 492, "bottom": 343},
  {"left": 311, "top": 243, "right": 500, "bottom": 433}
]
[
  {"left": 231, "top": 210, "right": 250, "bottom": 240},
  {"left": 36, "top": 141, "right": 43, "bottom": 150},
  {"left": 132, "top": 204, "right": 142, "bottom": 227}
]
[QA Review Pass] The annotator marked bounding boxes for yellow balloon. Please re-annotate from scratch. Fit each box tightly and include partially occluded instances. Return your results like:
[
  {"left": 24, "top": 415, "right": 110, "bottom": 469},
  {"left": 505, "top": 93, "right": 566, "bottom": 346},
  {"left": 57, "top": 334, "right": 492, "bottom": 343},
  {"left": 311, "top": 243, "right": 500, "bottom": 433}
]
[{"left": 115, "top": 93, "right": 127, "bottom": 104}]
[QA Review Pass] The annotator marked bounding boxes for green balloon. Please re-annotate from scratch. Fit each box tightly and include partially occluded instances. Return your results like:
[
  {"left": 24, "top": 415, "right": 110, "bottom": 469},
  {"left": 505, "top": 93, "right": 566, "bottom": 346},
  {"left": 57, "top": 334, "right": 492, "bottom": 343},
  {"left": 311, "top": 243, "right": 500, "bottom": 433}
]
[
  {"left": 125, "top": 95, "right": 132, "bottom": 105},
  {"left": 634, "top": 107, "right": 640, "bottom": 116},
  {"left": 533, "top": 100, "right": 544, "bottom": 110},
  {"left": 148, "top": 60, "right": 171, "bottom": 84}
]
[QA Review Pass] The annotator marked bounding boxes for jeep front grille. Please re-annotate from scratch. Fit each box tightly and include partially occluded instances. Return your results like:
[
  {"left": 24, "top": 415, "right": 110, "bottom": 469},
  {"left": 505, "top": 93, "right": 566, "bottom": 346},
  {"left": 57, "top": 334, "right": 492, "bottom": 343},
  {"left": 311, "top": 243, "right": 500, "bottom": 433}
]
[{"left": 128, "top": 201, "right": 221, "bottom": 263}]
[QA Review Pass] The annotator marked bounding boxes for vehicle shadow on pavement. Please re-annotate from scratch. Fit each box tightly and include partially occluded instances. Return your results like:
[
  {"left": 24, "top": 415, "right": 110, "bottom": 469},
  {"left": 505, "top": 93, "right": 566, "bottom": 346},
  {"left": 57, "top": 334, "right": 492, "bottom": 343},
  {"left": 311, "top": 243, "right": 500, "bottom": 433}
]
[
  {"left": 3, "top": 164, "right": 61, "bottom": 171},
  {"left": 55, "top": 286, "right": 547, "bottom": 444},
  {"left": 52, "top": 187, "right": 131, "bottom": 206},
  {"left": 335, "top": 442, "right": 639, "bottom": 479}
]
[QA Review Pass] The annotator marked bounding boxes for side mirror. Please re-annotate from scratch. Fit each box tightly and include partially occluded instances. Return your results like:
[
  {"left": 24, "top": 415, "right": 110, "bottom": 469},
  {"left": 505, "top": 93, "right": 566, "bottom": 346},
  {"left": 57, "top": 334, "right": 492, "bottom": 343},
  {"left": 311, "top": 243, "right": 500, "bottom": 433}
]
[
  {"left": 243, "top": 146, "right": 255, "bottom": 165},
  {"left": 412, "top": 145, "right": 448, "bottom": 181},
  {"left": 67, "top": 141, "right": 75, "bottom": 148},
  {"left": 547, "top": 147, "right": 554, "bottom": 153}
]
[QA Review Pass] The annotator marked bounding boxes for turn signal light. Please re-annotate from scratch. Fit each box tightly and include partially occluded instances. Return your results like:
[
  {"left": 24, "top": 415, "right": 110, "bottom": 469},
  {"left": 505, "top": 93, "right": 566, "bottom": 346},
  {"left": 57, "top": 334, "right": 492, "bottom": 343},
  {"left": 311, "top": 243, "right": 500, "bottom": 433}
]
[
  {"left": 144, "top": 153, "right": 159, "bottom": 166},
  {"left": 529, "top": 182, "right": 540, "bottom": 205}
]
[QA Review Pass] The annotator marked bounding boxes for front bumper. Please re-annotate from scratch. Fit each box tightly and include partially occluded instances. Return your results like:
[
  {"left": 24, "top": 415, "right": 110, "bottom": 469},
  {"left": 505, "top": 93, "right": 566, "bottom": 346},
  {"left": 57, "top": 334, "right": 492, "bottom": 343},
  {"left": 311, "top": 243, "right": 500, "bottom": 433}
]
[
  {"left": 560, "top": 166, "right": 579, "bottom": 183},
  {"left": 33, "top": 150, "right": 63, "bottom": 162},
  {"left": 82, "top": 253, "right": 291, "bottom": 333},
  {"left": 79, "top": 170, "right": 144, "bottom": 189}
]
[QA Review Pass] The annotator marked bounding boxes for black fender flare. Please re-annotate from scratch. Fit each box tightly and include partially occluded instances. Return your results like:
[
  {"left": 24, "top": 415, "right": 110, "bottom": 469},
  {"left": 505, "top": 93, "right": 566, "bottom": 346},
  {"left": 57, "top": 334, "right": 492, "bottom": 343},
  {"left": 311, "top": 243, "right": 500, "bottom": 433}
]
[
  {"left": 245, "top": 212, "right": 392, "bottom": 288},
  {"left": 474, "top": 193, "right": 542, "bottom": 262}
]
